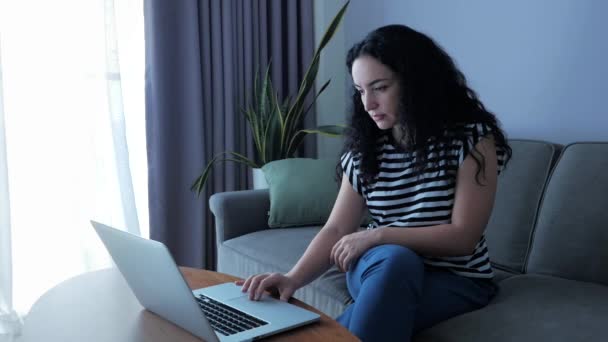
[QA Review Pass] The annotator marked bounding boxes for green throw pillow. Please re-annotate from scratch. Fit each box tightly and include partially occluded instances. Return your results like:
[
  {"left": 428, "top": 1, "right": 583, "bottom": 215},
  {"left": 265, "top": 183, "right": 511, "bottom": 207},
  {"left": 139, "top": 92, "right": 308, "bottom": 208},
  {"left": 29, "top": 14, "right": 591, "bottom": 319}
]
[{"left": 262, "top": 158, "right": 339, "bottom": 228}]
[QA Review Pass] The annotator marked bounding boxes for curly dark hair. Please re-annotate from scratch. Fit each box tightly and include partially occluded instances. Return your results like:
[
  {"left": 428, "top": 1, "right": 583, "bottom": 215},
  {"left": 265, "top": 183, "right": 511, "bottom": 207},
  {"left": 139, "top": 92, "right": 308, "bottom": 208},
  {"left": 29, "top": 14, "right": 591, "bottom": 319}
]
[{"left": 339, "top": 24, "right": 512, "bottom": 186}]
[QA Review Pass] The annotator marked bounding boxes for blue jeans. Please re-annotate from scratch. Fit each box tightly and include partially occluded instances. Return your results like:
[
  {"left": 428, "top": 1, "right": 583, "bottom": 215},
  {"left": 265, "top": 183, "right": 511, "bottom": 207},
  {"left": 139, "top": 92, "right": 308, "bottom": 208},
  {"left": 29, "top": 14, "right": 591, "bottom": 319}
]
[{"left": 337, "top": 244, "right": 497, "bottom": 342}]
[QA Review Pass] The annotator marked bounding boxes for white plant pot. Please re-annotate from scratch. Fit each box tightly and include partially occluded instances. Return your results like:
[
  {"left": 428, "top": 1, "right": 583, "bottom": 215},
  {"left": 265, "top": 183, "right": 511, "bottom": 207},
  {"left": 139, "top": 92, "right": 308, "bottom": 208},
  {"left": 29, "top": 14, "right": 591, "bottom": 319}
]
[{"left": 252, "top": 168, "right": 268, "bottom": 189}]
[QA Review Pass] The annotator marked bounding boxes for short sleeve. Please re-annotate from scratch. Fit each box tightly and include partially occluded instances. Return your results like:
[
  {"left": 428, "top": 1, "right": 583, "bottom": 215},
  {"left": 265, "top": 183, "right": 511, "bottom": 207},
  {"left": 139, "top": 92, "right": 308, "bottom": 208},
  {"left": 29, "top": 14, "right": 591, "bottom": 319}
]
[
  {"left": 458, "top": 123, "right": 506, "bottom": 175},
  {"left": 340, "top": 151, "right": 365, "bottom": 196}
]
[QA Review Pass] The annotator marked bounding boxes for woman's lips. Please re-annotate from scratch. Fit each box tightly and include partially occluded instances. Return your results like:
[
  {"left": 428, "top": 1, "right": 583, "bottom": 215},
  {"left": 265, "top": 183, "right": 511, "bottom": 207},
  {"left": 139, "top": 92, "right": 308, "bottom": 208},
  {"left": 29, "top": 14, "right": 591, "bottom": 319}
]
[{"left": 372, "top": 114, "right": 386, "bottom": 121}]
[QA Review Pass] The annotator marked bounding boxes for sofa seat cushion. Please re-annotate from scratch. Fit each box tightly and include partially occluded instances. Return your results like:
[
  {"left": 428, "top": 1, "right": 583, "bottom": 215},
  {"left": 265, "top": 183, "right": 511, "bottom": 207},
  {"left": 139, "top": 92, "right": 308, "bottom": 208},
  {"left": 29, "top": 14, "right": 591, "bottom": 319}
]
[
  {"left": 217, "top": 227, "right": 352, "bottom": 318},
  {"left": 491, "top": 266, "right": 518, "bottom": 283},
  {"left": 414, "top": 274, "right": 608, "bottom": 342}
]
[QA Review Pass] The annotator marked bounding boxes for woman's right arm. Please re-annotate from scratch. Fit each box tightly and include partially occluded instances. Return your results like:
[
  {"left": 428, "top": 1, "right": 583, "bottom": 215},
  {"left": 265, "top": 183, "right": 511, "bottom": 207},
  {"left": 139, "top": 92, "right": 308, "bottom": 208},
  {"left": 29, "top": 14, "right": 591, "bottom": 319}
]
[{"left": 240, "top": 175, "right": 366, "bottom": 301}]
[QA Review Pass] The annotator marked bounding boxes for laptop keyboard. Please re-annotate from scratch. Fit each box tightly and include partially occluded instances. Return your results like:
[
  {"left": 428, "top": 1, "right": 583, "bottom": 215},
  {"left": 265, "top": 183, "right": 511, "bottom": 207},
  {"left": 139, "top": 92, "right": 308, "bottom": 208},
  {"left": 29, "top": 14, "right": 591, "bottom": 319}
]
[{"left": 196, "top": 294, "right": 268, "bottom": 336}]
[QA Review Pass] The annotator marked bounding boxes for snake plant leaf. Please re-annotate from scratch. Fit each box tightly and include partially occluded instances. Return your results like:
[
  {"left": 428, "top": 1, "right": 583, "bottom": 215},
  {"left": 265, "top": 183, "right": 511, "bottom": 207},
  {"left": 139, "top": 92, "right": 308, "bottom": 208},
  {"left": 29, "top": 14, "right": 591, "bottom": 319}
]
[
  {"left": 277, "top": 94, "right": 293, "bottom": 152},
  {"left": 285, "top": 130, "right": 307, "bottom": 158},
  {"left": 300, "top": 125, "right": 347, "bottom": 136},
  {"left": 266, "top": 108, "right": 283, "bottom": 161},
  {"left": 317, "top": 1, "right": 349, "bottom": 52},
  {"left": 242, "top": 106, "right": 263, "bottom": 157},
  {"left": 283, "top": 0, "right": 348, "bottom": 137},
  {"left": 259, "top": 64, "right": 272, "bottom": 123},
  {"left": 285, "top": 54, "right": 320, "bottom": 128},
  {"left": 223, "top": 151, "right": 259, "bottom": 169},
  {"left": 252, "top": 66, "right": 259, "bottom": 111},
  {"left": 191, "top": 152, "right": 259, "bottom": 197},
  {"left": 246, "top": 65, "right": 278, "bottom": 165},
  {"left": 282, "top": 0, "right": 348, "bottom": 150},
  {"left": 275, "top": 93, "right": 288, "bottom": 130},
  {"left": 302, "top": 79, "right": 331, "bottom": 119},
  {"left": 286, "top": 125, "right": 347, "bottom": 157},
  {"left": 261, "top": 97, "right": 282, "bottom": 163}
]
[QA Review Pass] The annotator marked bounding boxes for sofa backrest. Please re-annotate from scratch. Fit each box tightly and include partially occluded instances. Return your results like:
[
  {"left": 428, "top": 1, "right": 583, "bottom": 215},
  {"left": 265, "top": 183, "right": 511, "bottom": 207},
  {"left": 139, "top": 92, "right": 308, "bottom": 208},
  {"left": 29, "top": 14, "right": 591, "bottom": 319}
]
[
  {"left": 485, "top": 139, "right": 561, "bottom": 273},
  {"left": 525, "top": 142, "right": 608, "bottom": 285}
]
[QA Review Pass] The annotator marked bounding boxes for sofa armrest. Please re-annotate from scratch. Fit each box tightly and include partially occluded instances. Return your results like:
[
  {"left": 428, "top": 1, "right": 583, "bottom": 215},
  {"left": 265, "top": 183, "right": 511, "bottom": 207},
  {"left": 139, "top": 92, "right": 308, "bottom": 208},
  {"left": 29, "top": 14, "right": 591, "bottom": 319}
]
[{"left": 209, "top": 189, "right": 271, "bottom": 245}]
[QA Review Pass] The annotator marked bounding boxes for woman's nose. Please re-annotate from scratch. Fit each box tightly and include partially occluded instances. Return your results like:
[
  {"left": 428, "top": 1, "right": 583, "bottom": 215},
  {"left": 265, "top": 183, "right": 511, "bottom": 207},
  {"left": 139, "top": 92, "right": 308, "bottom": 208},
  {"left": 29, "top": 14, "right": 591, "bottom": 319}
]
[{"left": 363, "top": 93, "right": 378, "bottom": 111}]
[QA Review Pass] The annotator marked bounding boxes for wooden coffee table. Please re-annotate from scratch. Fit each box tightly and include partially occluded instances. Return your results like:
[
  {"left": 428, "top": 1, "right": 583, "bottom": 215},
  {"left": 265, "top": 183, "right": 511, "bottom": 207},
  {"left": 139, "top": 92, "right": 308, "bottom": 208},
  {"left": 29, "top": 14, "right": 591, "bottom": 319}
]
[{"left": 17, "top": 267, "right": 358, "bottom": 341}]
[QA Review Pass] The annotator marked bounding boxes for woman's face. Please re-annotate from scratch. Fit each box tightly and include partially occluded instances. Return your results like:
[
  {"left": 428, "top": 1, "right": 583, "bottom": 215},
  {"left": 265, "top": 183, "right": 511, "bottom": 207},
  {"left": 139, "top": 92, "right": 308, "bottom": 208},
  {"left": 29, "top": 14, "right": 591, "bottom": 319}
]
[{"left": 351, "top": 55, "right": 401, "bottom": 131}]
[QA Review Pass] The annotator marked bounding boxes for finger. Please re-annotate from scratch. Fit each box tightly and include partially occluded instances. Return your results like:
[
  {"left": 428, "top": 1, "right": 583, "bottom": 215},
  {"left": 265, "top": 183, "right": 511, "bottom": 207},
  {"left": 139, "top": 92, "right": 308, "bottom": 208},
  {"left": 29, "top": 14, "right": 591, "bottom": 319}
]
[
  {"left": 335, "top": 247, "right": 345, "bottom": 272},
  {"left": 255, "top": 275, "right": 278, "bottom": 301},
  {"left": 235, "top": 279, "right": 244, "bottom": 287},
  {"left": 332, "top": 242, "right": 345, "bottom": 268},
  {"left": 247, "top": 275, "right": 266, "bottom": 300},
  {"left": 342, "top": 254, "right": 352, "bottom": 272},
  {"left": 279, "top": 288, "right": 294, "bottom": 302},
  {"left": 240, "top": 276, "right": 253, "bottom": 292},
  {"left": 330, "top": 242, "right": 338, "bottom": 265},
  {"left": 340, "top": 254, "right": 348, "bottom": 272},
  {"left": 340, "top": 250, "right": 350, "bottom": 273},
  {"left": 343, "top": 250, "right": 355, "bottom": 272},
  {"left": 241, "top": 274, "right": 261, "bottom": 292}
]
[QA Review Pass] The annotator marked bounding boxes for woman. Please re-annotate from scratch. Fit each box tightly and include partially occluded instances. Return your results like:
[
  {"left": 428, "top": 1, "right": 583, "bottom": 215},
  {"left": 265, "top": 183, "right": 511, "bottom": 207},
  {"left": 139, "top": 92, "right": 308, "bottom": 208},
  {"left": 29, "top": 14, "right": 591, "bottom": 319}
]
[{"left": 238, "top": 24, "right": 512, "bottom": 341}]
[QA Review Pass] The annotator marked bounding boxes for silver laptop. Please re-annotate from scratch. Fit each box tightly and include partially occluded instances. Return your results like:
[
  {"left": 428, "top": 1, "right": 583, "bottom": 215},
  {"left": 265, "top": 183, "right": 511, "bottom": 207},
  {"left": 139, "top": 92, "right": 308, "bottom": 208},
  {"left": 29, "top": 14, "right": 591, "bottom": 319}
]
[{"left": 91, "top": 221, "right": 320, "bottom": 342}]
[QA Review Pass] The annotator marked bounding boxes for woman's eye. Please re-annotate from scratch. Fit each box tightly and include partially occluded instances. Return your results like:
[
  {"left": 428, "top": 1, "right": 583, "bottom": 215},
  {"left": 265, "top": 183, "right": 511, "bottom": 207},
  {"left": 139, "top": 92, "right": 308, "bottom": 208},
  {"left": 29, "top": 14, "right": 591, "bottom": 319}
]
[{"left": 373, "top": 85, "right": 388, "bottom": 92}]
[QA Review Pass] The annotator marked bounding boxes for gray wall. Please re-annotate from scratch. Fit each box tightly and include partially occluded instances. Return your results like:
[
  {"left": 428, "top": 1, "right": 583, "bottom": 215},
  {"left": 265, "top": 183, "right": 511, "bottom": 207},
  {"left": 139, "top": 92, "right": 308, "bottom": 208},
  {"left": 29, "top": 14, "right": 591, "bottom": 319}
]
[
  {"left": 315, "top": 0, "right": 608, "bottom": 158},
  {"left": 314, "top": 0, "right": 347, "bottom": 160}
]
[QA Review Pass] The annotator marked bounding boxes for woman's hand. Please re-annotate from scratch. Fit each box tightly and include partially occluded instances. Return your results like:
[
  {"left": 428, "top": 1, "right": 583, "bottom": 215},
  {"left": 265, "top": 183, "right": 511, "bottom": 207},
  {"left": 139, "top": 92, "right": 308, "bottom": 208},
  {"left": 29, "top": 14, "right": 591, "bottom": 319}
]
[
  {"left": 236, "top": 273, "right": 299, "bottom": 302},
  {"left": 330, "top": 229, "right": 380, "bottom": 272}
]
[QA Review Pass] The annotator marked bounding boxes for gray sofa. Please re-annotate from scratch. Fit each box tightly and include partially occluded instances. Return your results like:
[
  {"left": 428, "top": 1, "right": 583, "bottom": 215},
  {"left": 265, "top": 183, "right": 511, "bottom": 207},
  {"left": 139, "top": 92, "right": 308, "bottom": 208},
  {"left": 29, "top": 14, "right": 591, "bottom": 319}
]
[{"left": 209, "top": 140, "right": 608, "bottom": 341}]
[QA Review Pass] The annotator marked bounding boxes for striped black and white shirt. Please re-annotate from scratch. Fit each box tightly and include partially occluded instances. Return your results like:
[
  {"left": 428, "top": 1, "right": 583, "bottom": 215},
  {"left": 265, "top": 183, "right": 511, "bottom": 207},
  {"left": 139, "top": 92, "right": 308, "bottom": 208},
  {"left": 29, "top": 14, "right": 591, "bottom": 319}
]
[{"left": 340, "top": 123, "right": 506, "bottom": 279}]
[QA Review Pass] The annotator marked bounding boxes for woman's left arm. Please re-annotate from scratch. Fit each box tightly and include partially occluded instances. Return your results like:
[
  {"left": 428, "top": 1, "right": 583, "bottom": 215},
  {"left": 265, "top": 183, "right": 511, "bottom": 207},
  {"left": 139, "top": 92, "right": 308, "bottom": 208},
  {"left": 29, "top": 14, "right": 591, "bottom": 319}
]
[{"left": 372, "top": 135, "right": 499, "bottom": 256}]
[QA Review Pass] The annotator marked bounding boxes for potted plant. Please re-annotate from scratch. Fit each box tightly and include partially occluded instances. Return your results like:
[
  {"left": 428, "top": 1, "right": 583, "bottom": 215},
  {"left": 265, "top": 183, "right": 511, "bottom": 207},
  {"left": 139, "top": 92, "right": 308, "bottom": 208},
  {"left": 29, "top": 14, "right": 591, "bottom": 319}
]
[{"left": 191, "top": 1, "right": 349, "bottom": 196}]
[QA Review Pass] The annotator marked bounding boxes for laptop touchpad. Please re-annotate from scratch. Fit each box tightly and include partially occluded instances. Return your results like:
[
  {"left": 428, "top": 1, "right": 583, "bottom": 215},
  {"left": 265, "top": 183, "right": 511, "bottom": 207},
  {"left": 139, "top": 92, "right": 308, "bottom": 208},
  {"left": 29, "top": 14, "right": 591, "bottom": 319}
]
[{"left": 198, "top": 282, "right": 252, "bottom": 301}]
